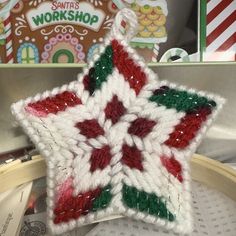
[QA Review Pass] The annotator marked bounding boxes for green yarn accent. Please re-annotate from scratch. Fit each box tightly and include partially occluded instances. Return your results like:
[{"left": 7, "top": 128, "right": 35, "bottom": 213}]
[
  {"left": 122, "top": 184, "right": 175, "bottom": 222},
  {"left": 89, "top": 45, "right": 113, "bottom": 94},
  {"left": 92, "top": 185, "right": 112, "bottom": 211},
  {"left": 149, "top": 87, "right": 216, "bottom": 112}
]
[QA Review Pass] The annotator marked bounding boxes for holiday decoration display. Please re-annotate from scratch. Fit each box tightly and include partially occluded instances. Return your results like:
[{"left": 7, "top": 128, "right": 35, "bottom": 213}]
[
  {"left": 126, "top": 0, "right": 168, "bottom": 43},
  {"left": 0, "top": 0, "right": 120, "bottom": 63},
  {"left": 160, "top": 48, "right": 190, "bottom": 62},
  {"left": 123, "top": 0, "right": 168, "bottom": 62},
  {"left": 201, "top": 0, "right": 236, "bottom": 61},
  {"left": 11, "top": 8, "right": 224, "bottom": 236},
  {"left": 0, "top": 0, "right": 169, "bottom": 63}
]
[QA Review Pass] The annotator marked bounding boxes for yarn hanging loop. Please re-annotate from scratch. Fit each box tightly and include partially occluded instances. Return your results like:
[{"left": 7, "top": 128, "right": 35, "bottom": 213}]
[{"left": 112, "top": 8, "right": 138, "bottom": 42}]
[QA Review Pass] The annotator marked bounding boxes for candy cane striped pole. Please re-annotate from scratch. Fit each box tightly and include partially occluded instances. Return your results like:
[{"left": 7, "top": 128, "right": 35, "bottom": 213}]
[
  {"left": 205, "top": 0, "right": 236, "bottom": 61},
  {"left": 3, "top": 12, "right": 14, "bottom": 63},
  {"left": 151, "top": 43, "right": 159, "bottom": 62}
]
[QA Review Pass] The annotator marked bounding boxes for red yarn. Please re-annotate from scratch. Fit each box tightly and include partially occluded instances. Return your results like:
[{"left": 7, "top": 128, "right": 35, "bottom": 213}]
[
  {"left": 83, "top": 74, "right": 90, "bottom": 91},
  {"left": 90, "top": 145, "right": 112, "bottom": 172},
  {"left": 112, "top": 39, "right": 147, "bottom": 95},
  {"left": 104, "top": 95, "right": 126, "bottom": 124},
  {"left": 160, "top": 156, "right": 183, "bottom": 182},
  {"left": 122, "top": 144, "right": 144, "bottom": 171},
  {"left": 75, "top": 119, "right": 104, "bottom": 139},
  {"left": 128, "top": 118, "right": 156, "bottom": 138},
  {"left": 165, "top": 107, "right": 212, "bottom": 149},
  {"left": 26, "top": 91, "right": 82, "bottom": 117},
  {"left": 53, "top": 187, "right": 101, "bottom": 224}
]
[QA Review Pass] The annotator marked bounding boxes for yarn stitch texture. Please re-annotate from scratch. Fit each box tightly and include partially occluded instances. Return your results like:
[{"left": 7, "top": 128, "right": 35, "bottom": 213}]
[{"left": 11, "top": 9, "right": 225, "bottom": 235}]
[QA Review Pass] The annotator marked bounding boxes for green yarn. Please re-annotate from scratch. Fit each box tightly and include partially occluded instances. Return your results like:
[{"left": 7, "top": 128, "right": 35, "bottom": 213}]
[
  {"left": 92, "top": 185, "right": 112, "bottom": 211},
  {"left": 149, "top": 87, "right": 216, "bottom": 112},
  {"left": 122, "top": 184, "right": 175, "bottom": 222},
  {"left": 89, "top": 45, "right": 113, "bottom": 94}
]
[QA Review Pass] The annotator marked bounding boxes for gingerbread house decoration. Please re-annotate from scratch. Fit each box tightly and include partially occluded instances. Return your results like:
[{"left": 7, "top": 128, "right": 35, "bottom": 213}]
[
  {"left": 0, "top": 0, "right": 169, "bottom": 64},
  {"left": 0, "top": 0, "right": 120, "bottom": 63}
]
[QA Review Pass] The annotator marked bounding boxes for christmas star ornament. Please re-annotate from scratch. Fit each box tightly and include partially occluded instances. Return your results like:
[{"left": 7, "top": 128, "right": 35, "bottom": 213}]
[{"left": 11, "top": 9, "right": 225, "bottom": 235}]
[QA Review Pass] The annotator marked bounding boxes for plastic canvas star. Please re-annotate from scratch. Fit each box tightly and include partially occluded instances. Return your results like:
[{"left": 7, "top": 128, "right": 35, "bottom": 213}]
[{"left": 11, "top": 9, "right": 224, "bottom": 235}]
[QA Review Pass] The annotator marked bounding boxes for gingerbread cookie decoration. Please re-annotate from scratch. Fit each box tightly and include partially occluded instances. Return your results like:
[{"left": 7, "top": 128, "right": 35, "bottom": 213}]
[
  {"left": 124, "top": 0, "right": 168, "bottom": 45},
  {"left": 114, "top": 0, "right": 168, "bottom": 62}
]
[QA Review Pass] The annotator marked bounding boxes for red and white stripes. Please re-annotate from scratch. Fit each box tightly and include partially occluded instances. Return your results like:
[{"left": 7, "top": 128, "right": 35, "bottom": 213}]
[
  {"left": 3, "top": 12, "right": 13, "bottom": 63},
  {"left": 151, "top": 43, "right": 159, "bottom": 62},
  {"left": 205, "top": 0, "right": 236, "bottom": 61}
]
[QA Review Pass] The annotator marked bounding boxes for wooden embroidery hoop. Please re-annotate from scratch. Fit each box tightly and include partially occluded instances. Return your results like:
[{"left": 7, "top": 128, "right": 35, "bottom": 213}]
[{"left": 1, "top": 154, "right": 236, "bottom": 202}]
